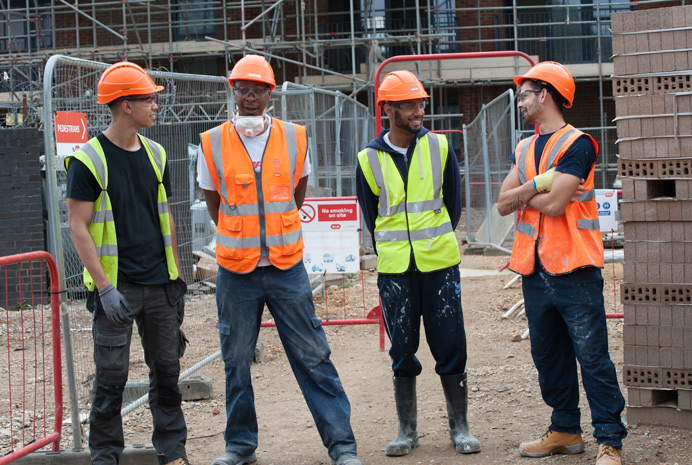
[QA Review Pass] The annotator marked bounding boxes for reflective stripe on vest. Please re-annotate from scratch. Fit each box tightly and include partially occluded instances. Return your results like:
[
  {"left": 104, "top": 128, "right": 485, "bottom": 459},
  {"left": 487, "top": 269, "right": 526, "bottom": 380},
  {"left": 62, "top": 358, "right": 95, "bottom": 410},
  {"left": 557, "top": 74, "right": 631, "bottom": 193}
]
[
  {"left": 357, "top": 132, "right": 460, "bottom": 273},
  {"left": 509, "top": 125, "right": 603, "bottom": 276},
  {"left": 65, "top": 135, "right": 178, "bottom": 291},
  {"left": 515, "top": 131, "right": 596, "bottom": 202},
  {"left": 202, "top": 119, "right": 305, "bottom": 273}
]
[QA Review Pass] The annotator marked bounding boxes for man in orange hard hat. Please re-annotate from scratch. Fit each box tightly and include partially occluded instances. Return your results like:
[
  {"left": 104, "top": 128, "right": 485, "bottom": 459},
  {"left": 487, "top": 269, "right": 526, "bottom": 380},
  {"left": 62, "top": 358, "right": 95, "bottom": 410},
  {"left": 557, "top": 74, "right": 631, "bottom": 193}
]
[
  {"left": 198, "top": 54, "right": 362, "bottom": 465},
  {"left": 65, "top": 62, "right": 190, "bottom": 465},
  {"left": 356, "top": 70, "right": 481, "bottom": 457},
  {"left": 497, "top": 61, "right": 627, "bottom": 465}
]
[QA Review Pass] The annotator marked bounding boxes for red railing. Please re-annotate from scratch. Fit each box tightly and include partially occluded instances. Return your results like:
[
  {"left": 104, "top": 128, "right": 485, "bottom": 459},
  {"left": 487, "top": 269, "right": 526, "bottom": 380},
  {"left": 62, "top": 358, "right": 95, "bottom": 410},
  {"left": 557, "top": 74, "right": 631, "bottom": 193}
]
[
  {"left": 0, "top": 251, "right": 62, "bottom": 464},
  {"left": 374, "top": 51, "right": 536, "bottom": 134}
]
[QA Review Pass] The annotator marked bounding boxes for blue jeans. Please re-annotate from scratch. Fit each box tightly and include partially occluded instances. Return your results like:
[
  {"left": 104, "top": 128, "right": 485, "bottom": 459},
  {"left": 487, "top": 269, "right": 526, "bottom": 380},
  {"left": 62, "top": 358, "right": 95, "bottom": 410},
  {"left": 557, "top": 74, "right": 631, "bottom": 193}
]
[
  {"left": 522, "top": 263, "right": 627, "bottom": 449},
  {"left": 377, "top": 266, "right": 468, "bottom": 377},
  {"left": 216, "top": 263, "right": 357, "bottom": 460}
]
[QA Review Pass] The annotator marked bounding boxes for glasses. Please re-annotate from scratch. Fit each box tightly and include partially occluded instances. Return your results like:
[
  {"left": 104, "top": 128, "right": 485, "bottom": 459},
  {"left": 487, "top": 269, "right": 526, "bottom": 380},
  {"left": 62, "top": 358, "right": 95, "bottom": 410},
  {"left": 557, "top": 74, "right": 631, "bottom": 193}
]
[
  {"left": 118, "top": 94, "right": 158, "bottom": 105},
  {"left": 387, "top": 100, "right": 426, "bottom": 111},
  {"left": 517, "top": 89, "right": 542, "bottom": 102},
  {"left": 233, "top": 85, "right": 271, "bottom": 98}
]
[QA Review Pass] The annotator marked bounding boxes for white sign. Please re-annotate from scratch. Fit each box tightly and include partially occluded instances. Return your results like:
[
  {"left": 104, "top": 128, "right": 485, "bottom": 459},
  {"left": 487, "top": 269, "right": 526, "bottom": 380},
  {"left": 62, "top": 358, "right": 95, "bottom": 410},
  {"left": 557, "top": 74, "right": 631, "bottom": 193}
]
[
  {"left": 596, "top": 189, "right": 619, "bottom": 232},
  {"left": 300, "top": 197, "right": 360, "bottom": 273}
]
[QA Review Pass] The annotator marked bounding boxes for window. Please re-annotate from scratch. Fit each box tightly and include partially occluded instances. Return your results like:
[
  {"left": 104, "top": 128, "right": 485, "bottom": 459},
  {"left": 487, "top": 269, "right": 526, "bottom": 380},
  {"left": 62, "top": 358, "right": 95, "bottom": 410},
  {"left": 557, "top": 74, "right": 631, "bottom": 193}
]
[{"left": 173, "top": 0, "right": 217, "bottom": 41}]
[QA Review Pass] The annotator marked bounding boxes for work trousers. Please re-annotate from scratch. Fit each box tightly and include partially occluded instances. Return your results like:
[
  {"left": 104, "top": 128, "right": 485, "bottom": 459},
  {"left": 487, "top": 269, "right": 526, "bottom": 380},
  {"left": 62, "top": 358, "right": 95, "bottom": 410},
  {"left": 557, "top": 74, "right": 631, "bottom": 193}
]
[
  {"left": 522, "top": 263, "right": 627, "bottom": 449},
  {"left": 216, "top": 263, "right": 357, "bottom": 460},
  {"left": 89, "top": 279, "right": 188, "bottom": 465},
  {"left": 377, "top": 265, "right": 468, "bottom": 377}
]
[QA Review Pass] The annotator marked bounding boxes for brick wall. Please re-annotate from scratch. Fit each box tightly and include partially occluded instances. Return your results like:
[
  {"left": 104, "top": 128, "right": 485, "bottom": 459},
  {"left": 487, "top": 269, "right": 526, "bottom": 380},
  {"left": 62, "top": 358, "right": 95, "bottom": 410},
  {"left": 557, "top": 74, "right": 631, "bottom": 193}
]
[{"left": 0, "top": 128, "right": 47, "bottom": 307}]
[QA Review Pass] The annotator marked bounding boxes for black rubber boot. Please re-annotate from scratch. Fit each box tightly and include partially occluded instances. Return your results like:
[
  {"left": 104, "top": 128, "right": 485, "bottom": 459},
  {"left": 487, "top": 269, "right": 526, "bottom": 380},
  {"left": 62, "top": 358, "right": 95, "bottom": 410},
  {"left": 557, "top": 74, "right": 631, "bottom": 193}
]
[
  {"left": 440, "top": 373, "right": 482, "bottom": 454},
  {"left": 385, "top": 376, "right": 419, "bottom": 456}
]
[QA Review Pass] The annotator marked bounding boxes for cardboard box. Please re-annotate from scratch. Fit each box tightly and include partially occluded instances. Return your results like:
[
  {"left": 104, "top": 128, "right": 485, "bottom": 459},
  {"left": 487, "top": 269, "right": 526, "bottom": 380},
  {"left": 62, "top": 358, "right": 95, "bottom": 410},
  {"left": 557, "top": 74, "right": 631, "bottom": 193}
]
[{"left": 192, "top": 251, "right": 217, "bottom": 284}]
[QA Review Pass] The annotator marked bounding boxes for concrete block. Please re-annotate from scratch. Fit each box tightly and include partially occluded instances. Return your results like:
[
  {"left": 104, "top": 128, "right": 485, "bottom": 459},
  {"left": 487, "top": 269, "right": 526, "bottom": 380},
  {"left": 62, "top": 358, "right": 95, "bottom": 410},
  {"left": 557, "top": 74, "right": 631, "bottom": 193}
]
[
  {"left": 361, "top": 254, "right": 377, "bottom": 270},
  {"left": 123, "top": 376, "right": 213, "bottom": 403},
  {"left": 254, "top": 341, "right": 265, "bottom": 363},
  {"left": 14, "top": 444, "right": 158, "bottom": 464}
]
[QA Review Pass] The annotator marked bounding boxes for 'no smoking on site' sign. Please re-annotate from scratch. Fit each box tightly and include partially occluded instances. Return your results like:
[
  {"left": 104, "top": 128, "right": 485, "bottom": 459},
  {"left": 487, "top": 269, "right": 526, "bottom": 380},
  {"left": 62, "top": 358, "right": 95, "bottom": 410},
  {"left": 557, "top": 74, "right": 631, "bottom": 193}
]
[
  {"left": 55, "top": 111, "right": 88, "bottom": 158},
  {"left": 299, "top": 197, "right": 360, "bottom": 274}
]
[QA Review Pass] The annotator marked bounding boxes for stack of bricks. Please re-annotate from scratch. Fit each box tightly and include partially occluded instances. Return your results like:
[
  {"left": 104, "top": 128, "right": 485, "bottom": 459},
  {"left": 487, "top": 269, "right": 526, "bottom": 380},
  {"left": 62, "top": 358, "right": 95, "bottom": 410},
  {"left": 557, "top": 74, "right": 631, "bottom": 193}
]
[{"left": 612, "top": 5, "right": 692, "bottom": 428}]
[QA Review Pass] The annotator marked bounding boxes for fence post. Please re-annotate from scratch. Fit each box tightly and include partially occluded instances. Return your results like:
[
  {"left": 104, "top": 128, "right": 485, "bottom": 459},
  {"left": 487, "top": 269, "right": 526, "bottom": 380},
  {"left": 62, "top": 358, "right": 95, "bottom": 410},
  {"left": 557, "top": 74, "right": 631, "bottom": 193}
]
[
  {"left": 61, "top": 307, "right": 83, "bottom": 449},
  {"left": 480, "top": 106, "right": 493, "bottom": 243}
]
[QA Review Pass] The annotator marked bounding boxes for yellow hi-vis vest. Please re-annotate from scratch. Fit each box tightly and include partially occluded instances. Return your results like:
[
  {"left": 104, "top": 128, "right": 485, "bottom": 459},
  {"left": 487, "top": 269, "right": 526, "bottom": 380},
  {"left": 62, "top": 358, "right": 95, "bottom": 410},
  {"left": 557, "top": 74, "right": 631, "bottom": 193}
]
[
  {"left": 357, "top": 132, "right": 460, "bottom": 273},
  {"left": 64, "top": 135, "right": 179, "bottom": 291}
]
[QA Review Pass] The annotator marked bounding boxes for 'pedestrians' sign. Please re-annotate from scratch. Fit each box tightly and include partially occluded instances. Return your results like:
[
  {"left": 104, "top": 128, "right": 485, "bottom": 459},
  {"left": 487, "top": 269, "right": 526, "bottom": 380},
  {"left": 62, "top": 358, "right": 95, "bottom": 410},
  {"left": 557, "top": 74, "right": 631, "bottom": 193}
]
[{"left": 55, "top": 111, "right": 88, "bottom": 158}]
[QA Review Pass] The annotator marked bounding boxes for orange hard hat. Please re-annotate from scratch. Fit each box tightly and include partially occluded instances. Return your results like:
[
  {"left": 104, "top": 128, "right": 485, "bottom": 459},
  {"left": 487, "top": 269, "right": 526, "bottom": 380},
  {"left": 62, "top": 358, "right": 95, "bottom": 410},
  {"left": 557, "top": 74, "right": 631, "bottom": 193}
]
[
  {"left": 377, "top": 70, "right": 429, "bottom": 106},
  {"left": 229, "top": 54, "right": 276, "bottom": 90},
  {"left": 513, "top": 61, "right": 575, "bottom": 108},
  {"left": 97, "top": 61, "right": 163, "bottom": 104}
]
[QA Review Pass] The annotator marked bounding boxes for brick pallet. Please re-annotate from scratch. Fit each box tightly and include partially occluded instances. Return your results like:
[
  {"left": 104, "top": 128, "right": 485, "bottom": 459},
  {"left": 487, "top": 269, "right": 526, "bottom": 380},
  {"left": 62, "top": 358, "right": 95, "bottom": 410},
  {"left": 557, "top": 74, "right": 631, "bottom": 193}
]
[{"left": 612, "top": 5, "right": 692, "bottom": 428}]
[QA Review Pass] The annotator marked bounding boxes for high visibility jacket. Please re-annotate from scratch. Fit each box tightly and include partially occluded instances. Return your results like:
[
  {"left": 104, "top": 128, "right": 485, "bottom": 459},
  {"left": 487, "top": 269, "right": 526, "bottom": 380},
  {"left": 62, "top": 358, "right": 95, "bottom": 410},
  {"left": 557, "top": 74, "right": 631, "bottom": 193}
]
[
  {"left": 200, "top": 118, "right": 306, "bottom": 274},
  {"left": 509, "top": 124, "right": 603, "bottom": 276},
  {"left": 357, "top": 132, "right": 460, "bottom": 273},
  {"left": 64, "top": 135, "right": 179, "bottom": 291}
]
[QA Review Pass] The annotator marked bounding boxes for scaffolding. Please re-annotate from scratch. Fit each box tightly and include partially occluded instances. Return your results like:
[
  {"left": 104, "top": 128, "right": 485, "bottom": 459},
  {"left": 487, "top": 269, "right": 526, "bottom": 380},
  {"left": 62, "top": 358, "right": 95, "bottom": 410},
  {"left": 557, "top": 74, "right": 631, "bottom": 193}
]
[{"left": 1, "top": 0, "right": 688, "bottom": 188}]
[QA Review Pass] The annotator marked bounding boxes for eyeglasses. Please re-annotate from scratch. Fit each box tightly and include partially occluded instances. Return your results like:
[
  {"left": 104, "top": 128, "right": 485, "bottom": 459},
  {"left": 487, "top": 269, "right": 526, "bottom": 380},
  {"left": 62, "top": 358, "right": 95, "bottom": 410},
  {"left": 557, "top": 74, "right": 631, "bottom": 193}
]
[
  {"left": 118, "top": 94, "right": 158, "bottom": 105},
  {"left": 233, "top": 85, "right": 271, "bottom": 98},
  {"left": 387, "top": 100, "right": 426, "bottom": 111},
  {"left": 517, "top": 89, "right": 542, "bottom": 102}
]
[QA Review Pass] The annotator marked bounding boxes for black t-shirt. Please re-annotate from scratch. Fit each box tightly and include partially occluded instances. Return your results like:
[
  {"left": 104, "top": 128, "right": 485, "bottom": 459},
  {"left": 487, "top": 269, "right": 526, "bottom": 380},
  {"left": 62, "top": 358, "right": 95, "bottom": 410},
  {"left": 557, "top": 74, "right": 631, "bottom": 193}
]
[
  {"left": 511, "top": 132, "right": 596, "bottom": 180},
  {"left": 66, "top": 133, "right": 172, "bottom": 285}
]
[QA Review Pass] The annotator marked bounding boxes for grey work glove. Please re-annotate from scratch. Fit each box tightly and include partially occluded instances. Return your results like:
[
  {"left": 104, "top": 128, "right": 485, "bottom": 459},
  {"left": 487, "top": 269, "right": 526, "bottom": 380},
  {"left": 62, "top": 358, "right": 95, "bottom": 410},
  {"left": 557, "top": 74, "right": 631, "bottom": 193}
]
[{"left": 98, "top": 283, "right": 131, "bottom": 324}]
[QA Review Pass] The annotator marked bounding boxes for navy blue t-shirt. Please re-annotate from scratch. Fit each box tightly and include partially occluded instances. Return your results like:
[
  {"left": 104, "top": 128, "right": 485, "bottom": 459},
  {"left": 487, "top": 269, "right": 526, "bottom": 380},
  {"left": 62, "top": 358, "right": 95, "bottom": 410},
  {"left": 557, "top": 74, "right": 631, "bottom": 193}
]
[
  {"left": 510, "top": 132, "right": 596, "bottom": 180},
  {"left": 65, "top": 133, "right": 172, "bottom": 285}
]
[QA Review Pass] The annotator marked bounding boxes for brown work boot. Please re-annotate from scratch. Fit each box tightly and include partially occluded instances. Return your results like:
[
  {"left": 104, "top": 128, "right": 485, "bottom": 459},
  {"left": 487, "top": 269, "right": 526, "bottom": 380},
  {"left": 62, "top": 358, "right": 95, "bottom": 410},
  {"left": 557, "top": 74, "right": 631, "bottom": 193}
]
[
  {"left": 596, "top": 445, "right": 622, "bottom": 465},
  {"left": 165, "top": 458, "right": 191, "bottom": 465},
  {"left": 519, "top": 430, "right": 585, "bottom": 457}
]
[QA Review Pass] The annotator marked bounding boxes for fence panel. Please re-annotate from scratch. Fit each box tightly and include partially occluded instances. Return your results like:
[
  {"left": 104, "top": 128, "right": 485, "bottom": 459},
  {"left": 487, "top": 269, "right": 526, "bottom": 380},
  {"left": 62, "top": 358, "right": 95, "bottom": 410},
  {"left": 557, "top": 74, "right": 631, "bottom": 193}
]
[
  {"left": 41, "top": 55, "right": 375, "bottom": 448},
  {"left": 0, "top": 251, "right": 62, "bottom": 464},
  {"left": 463, "top": 89, "right": 516, "bottom": 252}
]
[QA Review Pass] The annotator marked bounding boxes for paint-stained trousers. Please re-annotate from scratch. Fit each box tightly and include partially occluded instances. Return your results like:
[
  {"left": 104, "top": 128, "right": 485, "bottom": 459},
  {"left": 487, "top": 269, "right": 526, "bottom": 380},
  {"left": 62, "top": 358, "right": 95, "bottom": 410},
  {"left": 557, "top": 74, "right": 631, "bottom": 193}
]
[
  {"left": 377, "top": 265, "right": 468, "bottom": 377},
  {"left": 522, "top": 262, "right": 627, "bottom": 449}
]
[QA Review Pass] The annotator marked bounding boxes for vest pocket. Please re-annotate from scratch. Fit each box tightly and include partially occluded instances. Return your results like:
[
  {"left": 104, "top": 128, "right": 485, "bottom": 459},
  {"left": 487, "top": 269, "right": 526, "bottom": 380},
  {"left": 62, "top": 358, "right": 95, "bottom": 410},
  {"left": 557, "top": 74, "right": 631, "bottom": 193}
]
[
  {"left": 234, "top": 173, "right": 255, "bottom": 205},
  {"left": 269, "top": 183, "right": 291, "bottom": 201},
  {"left": 219, "top": 216, "right": 243, "bottom": 259},
  {"left": 280, "top": 211, "right": 301, "bottom": 253}
]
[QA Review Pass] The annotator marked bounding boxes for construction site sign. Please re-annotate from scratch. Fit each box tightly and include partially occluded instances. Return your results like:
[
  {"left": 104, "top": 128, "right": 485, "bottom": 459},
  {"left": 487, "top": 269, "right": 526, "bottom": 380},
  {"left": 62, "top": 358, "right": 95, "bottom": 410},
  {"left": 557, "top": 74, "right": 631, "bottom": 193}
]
[
  {"left": 300, "top": 197, "right": 360, "bottom": 274},
  {"left": 55, "top": 111, "right": 88, "bottom": 157},
  {"left": 596, "top": 189, "right": 619, "bottom": 232}
]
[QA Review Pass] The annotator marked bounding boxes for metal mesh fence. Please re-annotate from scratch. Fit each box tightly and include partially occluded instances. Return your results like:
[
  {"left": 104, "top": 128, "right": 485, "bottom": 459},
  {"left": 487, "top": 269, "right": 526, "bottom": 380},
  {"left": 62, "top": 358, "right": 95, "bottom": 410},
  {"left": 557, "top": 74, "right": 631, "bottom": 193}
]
[
  {"left": 464, "top": 88, "right": 620, "bottom": 255},
  {"left": 42, "top": 55, "right": 374, "bottom": 447},
  {"left": 463, "top": 89, "right": 516, "bottom": 252}
]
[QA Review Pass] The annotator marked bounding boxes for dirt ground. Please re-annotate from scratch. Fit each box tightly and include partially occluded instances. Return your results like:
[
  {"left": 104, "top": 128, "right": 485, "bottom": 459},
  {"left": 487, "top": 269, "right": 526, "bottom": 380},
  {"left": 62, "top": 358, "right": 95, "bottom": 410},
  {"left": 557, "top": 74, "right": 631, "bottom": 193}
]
[
  {"left": 3, "top": 240, "right": 691, "bottom": 464},
  {"left": 112, "top": 246, "right": 692, "bottom": 465}
]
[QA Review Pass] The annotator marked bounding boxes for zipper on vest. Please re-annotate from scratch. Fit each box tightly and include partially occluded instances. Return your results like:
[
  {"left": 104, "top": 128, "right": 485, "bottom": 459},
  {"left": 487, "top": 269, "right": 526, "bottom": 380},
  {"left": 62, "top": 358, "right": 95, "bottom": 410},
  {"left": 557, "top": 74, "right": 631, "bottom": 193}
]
[
  {"left": 256, "top": 170, "right": 268, "bottom": 258},
  {"left": 403, "top": 146, "right": 416, "bottom": 271}
]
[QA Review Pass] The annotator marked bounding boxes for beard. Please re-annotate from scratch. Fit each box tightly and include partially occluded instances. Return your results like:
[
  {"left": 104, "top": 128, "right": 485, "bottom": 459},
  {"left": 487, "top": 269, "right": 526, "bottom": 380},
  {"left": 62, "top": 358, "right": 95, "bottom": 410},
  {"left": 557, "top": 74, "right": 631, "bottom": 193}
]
[{"left": 393, "top": 109, "right": 420, "bottom": 135}]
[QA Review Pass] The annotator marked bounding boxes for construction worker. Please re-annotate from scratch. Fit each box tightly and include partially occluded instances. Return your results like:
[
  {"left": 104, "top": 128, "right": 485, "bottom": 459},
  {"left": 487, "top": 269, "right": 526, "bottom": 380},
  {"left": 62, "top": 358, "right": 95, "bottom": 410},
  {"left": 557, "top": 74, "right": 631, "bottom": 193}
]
[
  {"left": 497, "top": 61, "right": 627, "bottom": 465},
  {"left": 356, "top": 70, "right": 481, "bottom": 457},
  {"left": 197, "top": 54, "right": 362, "bottom": 465},
  {"left": 65, "top": 62, "right": 190, "bottom": 465}
]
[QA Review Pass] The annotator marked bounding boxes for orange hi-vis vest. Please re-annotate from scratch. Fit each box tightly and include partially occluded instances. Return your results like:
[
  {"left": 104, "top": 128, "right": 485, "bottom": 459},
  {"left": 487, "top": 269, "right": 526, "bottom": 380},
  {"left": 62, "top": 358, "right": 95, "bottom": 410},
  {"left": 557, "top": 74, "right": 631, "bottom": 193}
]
[
  {"left": 509, "top": 124, "right": 604, "bottom": 276},
  {"left": 200, "top": 118, "right": 307, "bottom": 274}
]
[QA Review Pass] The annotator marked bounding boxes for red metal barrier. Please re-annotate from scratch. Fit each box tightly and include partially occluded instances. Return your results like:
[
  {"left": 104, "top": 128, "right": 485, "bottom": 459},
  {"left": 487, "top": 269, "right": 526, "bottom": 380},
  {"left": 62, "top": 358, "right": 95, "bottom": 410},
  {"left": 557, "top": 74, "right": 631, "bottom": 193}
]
[
  {"left": 374, "top": 51, "right": 536, "bottom": 134},
  {"left": 0, "top": 251, "right": 62, "bottom": 464},
  {"left": 260, "top": 295, "right": 385, "bottom": 351}
]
